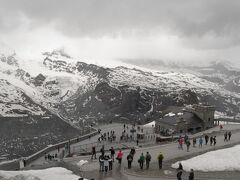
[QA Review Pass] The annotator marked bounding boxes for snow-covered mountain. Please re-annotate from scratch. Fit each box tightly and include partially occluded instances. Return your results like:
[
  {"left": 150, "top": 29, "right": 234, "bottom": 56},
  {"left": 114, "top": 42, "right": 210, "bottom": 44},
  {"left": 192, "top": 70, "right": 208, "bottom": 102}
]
[
  {"left": 1, "top": 50, "right": 240, "bottom": 125},
  {"left": 0, "top": 52, "right": 86, "bottom": 160}
]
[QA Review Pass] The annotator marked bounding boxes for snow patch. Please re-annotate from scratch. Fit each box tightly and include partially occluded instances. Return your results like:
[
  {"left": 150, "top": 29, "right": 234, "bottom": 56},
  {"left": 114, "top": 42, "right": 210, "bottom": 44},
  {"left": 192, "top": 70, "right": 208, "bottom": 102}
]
[
  {"left": 172, "top": 145, "right": 240, "bottom": 172},
  {"left": 165, "top": 112, "right": 176, "bottom": 117},
  {"left": 0, "top": 167, "right": 85, "bottom": 180},
  {"left": 143, "top": 121, "right": 155, "bottom": 127},
  {"left": 77, "top": 160, "right": 88, "bottom": 167}
]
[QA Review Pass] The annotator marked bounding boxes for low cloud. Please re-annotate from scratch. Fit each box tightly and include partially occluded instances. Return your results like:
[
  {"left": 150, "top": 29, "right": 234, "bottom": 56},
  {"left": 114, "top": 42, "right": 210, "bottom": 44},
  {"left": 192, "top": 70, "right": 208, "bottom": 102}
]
[{"left": 0, "top": 0, "right": 240, "bottom": 66}]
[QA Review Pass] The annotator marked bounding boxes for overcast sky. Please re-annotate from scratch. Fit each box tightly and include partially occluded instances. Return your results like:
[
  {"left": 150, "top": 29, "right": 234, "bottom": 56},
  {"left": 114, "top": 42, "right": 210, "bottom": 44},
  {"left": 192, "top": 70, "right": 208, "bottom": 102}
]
[{"left": 1, "top": 0, "right": 240, "bottom": 67}]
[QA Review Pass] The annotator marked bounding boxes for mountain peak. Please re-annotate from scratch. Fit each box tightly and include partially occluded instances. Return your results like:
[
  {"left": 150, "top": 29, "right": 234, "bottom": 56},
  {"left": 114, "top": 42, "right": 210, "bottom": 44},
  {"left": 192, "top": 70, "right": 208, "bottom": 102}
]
[
  {"left": 42, "top": 49, "right": 72, "bottom": 60},
  {"left": 0, "top": 52, "right": 19, "bottom": 67}
]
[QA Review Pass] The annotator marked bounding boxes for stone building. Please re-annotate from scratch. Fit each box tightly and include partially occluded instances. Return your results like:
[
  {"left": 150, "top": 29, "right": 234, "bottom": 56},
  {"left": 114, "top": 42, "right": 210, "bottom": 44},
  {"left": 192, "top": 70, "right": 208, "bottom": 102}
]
[{"left": 155, "top": 105, "right": 215, "bottom": 135}]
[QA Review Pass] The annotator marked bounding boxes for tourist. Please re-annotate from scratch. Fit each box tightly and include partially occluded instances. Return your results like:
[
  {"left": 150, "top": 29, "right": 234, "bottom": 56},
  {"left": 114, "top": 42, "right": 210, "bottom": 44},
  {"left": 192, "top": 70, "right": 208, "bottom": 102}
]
[
  {"left": 177, "top": 170, "right": 183, "bottom": 180},
  {"left": 145, "top": 152, "right": 151, "bottom": 169},
  {"left": 116, "top": 150, "right": 123, "bottom": 164},
  {"left": 178, "top": 136, "right": 184, "bottom": 150},
  {"left": 104, "top": 156, "right": 109, "bottom": 172},
  {"left": 198, "top": 137, "right": 203, "bottom": 148},
  {"left": 189, "top": 169, "right": 194, "bottom": 180},
  {"left": 91, "top": 146, "right": 96, "bottom": 160},
  {"left": 224, "top": 132, "right": 228, "bottom": 142},
  {"left": 99, "top": 155, "right": 104, "bottom": 172},
  {"left": 204, "top": 135, "right": 209, "bottom": 145},
  {"left": 157, "top": 152, "right": 164, "bottom": 169},
  {"left": 138, "top": 153, "right": 145, "bottom": 170},
  {"left": 213, "top": 136, "right": 217, "bottom": 146},
  {"left": 108, "top": 155, "right": 113, "bottom": 171},
  {"left": 100, "top": 145, "right": 105, "bottom": 156},
  {"left": 228, "top": 131, "right": 232, "bottom": 141},
  {"left": 127, "top": 153, "right": 133, "bottom": 169},
  {"left": 220, "top": 124, "right": 223, "bottom": 130},
  {"left": 178, "top": 162, "right": 183, "bottom": 170},
  {"left": 186, "top": 140, "right": 191, "bottom": 152},
  {"left": 130, "top": 147, "right": 136, "bottom": 157},
  {"left": 184, "top": 134, "right": 189, "bottom": 143},
  {"left": 44, "top": 153, "right": 47, "bottom": 160},
  {"left": 192, "top": 138, "right": 196, "bottom": 147},
  {"left": 210, "top": 136, "right": 213, "bottom": 146},
  {"left": 177, "top": 162, "right": 183, "bottom": 180},
  {"left": 109, "top": 147, "right": 115, "bottom": 162}
]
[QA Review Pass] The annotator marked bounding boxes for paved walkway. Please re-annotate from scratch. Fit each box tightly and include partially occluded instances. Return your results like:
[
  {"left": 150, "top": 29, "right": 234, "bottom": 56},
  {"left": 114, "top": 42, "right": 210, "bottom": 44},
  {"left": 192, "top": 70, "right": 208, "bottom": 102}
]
[
  {"left": 29, "top": 123, "right": 155, "bottom": 166},
  {"left": 64, "top": 124, "right": 240, "bottom": 180},
  {"left": 28, "top": 124, "right": 240, "bottom": 180}
]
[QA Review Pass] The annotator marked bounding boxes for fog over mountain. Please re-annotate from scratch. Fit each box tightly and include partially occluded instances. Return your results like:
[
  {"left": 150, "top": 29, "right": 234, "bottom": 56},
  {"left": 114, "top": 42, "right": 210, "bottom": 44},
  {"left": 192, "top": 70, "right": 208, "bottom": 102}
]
[{"left": 1, "top": 0, "right": 240, "bottom": 67}]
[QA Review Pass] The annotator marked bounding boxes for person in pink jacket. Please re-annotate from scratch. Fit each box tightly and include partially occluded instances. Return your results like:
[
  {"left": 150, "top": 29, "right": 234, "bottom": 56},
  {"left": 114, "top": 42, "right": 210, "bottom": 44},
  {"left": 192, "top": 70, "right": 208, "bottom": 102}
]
[{"left": 116, "top": 150, "right": 123, "bottom": 164}]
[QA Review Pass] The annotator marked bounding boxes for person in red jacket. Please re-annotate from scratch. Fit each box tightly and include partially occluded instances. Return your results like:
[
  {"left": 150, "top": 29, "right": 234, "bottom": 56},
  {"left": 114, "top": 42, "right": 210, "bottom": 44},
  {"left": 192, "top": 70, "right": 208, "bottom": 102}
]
[{"left": 116, "top": 150, "right": 123, "bottom": 164}]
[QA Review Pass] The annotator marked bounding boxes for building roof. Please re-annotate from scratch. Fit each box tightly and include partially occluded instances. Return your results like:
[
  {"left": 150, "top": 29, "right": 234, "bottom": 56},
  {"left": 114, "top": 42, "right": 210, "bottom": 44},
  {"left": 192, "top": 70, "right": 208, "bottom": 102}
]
[{"left": 157, "top": 111, "right": 203, "bottom": 127}]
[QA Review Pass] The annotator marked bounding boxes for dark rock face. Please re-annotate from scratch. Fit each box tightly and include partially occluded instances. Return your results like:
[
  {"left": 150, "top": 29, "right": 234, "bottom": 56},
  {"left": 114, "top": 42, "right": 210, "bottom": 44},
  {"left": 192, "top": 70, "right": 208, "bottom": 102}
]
[
  {"left": 43, "top": 57, "right": 109, "bottom": 80},
  {"left": 178, "top": 89, "right": 199, "bottom": 105},
  {"left": 68, "top": 82, "right": 201, "bottom": 125},
  {"left": 94, "top": 82, "right": 121, "bottom": 107},
  {"left": 76, "top": 62, "right": 110, "bottom": 79},
  {"left": 33, "top": 73, "right": 46, "bottom": 86}
]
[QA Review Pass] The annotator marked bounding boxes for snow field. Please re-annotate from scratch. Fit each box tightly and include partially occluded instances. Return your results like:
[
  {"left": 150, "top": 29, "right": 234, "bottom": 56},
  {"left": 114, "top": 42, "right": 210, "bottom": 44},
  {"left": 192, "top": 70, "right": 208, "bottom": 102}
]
[
  {"left": 172, "top": 145, "right": 240, "bottom": 172},
  {"left": 0, "top": 167, "right": 86, "bottom": 180}
]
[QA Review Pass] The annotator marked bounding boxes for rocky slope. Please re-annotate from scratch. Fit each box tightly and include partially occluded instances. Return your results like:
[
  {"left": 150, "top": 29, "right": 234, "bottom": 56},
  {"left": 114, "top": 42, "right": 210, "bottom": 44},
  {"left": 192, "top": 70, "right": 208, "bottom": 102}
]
[
  {"left": 39, "top": 51, "right": 240, "bottom": 125},
  {"left": 1, "top": 50, "right": 240, "bottom": 124}
]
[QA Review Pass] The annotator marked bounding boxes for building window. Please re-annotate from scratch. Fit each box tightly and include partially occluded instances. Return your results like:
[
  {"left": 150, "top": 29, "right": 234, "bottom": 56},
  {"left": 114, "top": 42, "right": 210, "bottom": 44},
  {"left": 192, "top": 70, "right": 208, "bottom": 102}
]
[{"left": 208, "top": 118, "right": 211, "bottom": 122}]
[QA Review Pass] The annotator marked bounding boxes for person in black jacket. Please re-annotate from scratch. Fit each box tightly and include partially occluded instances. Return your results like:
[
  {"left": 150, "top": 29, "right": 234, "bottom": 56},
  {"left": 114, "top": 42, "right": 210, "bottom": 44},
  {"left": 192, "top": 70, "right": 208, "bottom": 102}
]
[
  {"left": 189, "top": 169, "right": 194, "bottom": 180},
  {"left": 109, "top": 147, "right": 115, "bottom": 162},
  {"left": 145, "top": 152, "right": 151, "bottom": 169},
  {"left": 177, "top": 162, "right": 183, "bottom": 180},
  {"left": 91, "top": 146, "right": 96, "bottom": 160},
  {"left": 127, "top": 153, "right": 133, "bottom": 169}
]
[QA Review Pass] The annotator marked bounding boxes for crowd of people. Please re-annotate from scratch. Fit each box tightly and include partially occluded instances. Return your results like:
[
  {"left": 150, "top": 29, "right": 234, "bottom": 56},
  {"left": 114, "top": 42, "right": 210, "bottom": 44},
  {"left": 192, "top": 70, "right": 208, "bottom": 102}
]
[
  {"left": 94, "top": 146, "right": 196, "bottom": 179},
  {"left": 44, "top": 152, "right": 58, "bottom": 161},
  {"left": 177, "top": 133, "right": 224, "bottom": 152},
  {"left": 224, "top": 131, "right": 232, "bottom": 142},
  {"left": 88, "top": 125, "right": 233, "bottom": 179},
  {"left": 97, "top": 130, "right": 116, "bottom": 143}
]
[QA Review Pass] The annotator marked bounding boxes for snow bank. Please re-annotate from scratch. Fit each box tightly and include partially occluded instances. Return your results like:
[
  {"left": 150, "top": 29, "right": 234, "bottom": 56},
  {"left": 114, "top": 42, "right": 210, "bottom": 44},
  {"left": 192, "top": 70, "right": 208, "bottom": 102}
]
[
  {"left": 0, "top": 167, "right": 85, "bottom": 180},
  {"left": 77, "top": 160, "right": 88, "bottom": 167},
  {"left": 143, "top": 121, "right": 155, "bottom": 127},
  {"left": 172, "top": 145, "right": 240, "bottom": 172},
  {"left": 164, "top": 112, "right": 175, "bottom": 117}
]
